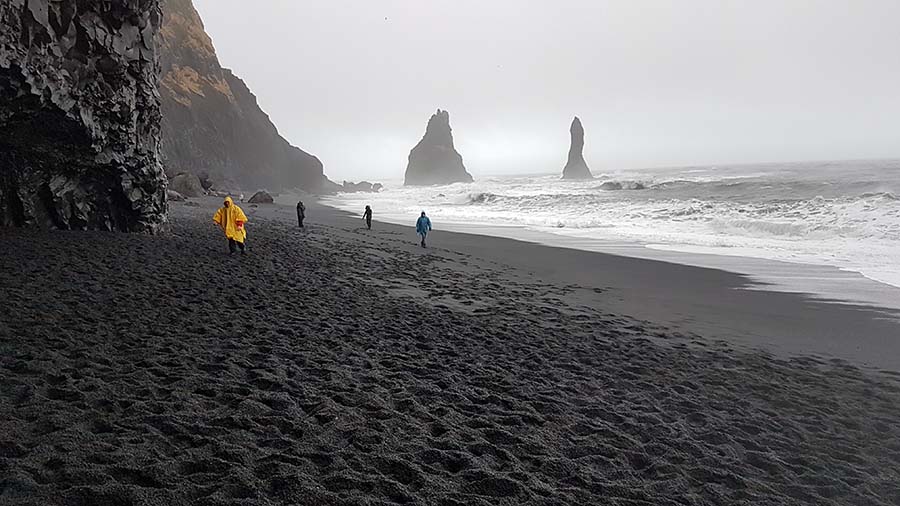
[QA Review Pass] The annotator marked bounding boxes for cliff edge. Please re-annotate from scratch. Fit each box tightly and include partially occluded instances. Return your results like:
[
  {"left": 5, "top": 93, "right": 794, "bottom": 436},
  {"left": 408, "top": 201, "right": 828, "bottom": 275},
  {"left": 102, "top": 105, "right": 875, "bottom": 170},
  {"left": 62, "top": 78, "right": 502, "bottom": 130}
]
[{"left": 158, "top": 0, "right": 326, "bottom": 191}]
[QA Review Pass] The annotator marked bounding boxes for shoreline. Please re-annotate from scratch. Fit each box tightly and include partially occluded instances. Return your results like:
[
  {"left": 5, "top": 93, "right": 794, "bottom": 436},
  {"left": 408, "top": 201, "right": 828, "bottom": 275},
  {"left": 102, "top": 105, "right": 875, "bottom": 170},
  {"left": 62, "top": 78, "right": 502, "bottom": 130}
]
[
  {"left": 319, "top": 170, "right": 900, "bottom": 311},
  {"left": 321, "top": 195, "right": 900, "bottom": 313},
  {"left": 305, "top": 197, "right": 900, "bottom": 372}
]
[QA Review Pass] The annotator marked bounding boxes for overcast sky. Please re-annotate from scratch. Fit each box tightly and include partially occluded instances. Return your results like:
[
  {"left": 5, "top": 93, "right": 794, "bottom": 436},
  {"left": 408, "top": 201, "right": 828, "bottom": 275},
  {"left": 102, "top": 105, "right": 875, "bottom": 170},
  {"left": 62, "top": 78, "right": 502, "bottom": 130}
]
[{"left": 193, "top": 0, "right": 900, "bottom": 181}]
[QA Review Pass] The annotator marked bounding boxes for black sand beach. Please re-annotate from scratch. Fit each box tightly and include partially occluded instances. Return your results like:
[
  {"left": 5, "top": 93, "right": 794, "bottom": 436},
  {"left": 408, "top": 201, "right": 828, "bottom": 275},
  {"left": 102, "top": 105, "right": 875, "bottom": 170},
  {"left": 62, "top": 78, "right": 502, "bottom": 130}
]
[{"left": 2, "top": 198, "right": 900, "bottom": 505}]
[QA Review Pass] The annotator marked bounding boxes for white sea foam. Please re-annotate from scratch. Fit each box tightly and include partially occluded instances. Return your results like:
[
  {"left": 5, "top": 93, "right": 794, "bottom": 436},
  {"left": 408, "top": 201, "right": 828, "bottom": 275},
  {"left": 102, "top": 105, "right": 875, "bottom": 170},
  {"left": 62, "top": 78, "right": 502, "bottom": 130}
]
[{"left": 327, "top": 160, "right": 900, "bottom": 290}]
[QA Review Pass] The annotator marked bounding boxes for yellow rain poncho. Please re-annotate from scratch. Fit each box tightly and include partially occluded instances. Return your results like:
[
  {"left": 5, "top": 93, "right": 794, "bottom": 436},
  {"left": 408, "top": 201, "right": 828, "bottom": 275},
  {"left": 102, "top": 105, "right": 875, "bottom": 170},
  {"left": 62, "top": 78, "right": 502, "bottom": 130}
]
[{"left": 213, "top": 196, "right": 248, "bottom": 243}]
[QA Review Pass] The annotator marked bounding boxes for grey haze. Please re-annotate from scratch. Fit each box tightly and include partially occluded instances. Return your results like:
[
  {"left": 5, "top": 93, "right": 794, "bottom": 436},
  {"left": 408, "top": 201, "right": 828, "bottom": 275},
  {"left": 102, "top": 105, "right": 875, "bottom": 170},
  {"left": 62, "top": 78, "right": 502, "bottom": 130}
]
[{"left": 193, "top": 0, "right": 900, "bottom": 180}]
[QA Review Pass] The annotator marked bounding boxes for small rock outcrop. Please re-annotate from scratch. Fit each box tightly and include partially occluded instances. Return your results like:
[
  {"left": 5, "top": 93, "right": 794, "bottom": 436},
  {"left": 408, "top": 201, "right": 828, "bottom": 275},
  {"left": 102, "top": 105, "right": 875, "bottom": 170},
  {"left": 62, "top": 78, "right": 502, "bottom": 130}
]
[
  {"left": 404, "top": 109, "right": 473, "bottom": 186},
  {"left": 168, "top": 173, "right": 205, "bottom": 198},
  {"left": 341, "top": 181, "right": 383, "bottom": 193},
  {"left": 158, "top": 0, "right": 329, "bottom": 192},
  {"left": 167, "top": 190, "right": 186, "bottom": 202},
  {"left": 561, "top": 117, "right": 593, "bottom": 180},
  {"left": 598, "top": 181, "right": 645, "bottom": 191},
  {"left": 0, "top": 0, "right": 167, "bottom": 232},
  {"left": 247, "top": 191, "right": 273, "bottom": 204}
]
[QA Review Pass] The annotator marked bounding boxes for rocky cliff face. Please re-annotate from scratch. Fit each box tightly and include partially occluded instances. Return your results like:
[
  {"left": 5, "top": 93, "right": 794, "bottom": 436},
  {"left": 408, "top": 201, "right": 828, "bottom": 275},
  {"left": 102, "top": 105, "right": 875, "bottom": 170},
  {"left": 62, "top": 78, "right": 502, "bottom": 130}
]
[
  {"left": 0, "top": 0, "right": 167, "bottom": 232},
  {"left": 562, "top": 116, "right": 593, "bottom": 180},
  {"left": 405, "top": 109, "right": 473, "bottom": 186},
  {"left": 158, "top": 0, "right": 326, "bottom": 191}
]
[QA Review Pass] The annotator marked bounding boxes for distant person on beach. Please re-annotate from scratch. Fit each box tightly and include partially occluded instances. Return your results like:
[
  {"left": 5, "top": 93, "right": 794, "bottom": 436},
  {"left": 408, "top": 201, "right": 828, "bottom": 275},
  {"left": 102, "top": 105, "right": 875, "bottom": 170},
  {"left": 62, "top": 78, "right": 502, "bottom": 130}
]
[
  {"left": 416, "top": 211, "right": 432, "bottom": 247},
  {"left": 363, "top": 205, "right": 373, "bottom": 230},
  {"left": 296, "top": 200, "right": 306, "bottom": 228},
  {"left": 213, "top": 196, "right": 248, "bottom": 255}
]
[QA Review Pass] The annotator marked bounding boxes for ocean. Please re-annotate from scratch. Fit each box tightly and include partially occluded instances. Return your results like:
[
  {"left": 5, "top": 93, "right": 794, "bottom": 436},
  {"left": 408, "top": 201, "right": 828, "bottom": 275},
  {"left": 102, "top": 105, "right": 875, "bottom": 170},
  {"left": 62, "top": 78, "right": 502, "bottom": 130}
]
[{"left": 326, "top": 159, "right": 900, "bottom": 306}]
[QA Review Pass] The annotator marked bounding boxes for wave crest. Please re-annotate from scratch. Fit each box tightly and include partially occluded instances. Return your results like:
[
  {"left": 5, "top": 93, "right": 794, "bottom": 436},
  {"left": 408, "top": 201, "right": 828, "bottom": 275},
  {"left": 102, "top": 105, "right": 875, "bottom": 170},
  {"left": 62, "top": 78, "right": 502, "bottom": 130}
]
[{"left": 465, "top": 192, "right": 502, "bottom": 204}]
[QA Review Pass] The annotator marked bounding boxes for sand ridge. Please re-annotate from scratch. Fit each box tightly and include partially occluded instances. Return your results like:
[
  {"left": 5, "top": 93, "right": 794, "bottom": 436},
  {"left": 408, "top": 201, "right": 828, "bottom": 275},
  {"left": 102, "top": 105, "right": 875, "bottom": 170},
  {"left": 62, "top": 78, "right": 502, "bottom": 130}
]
[{"left": 1, "top": 202, "right": 899, "bottom": 505}]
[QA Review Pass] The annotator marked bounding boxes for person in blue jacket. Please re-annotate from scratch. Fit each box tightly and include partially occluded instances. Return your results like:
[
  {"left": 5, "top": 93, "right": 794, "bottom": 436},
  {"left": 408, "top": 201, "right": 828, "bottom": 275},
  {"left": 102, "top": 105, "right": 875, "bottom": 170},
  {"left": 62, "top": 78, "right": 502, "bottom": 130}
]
[{"left": 416, "top": 211, "right": 432, "bottom": 247}]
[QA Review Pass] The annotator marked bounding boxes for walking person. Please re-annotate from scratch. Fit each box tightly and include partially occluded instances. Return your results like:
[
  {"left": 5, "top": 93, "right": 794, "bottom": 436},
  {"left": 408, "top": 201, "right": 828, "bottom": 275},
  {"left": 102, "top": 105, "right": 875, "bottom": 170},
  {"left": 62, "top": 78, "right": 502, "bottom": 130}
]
[
  {"left": 416, "top": 211, "right": 432, "bottom": 248},
  {"left": 363, "top": 205, "right": 373, "bottom": 230},
  {"left": 213, "top": 196, "right": 248, "bottom": 255},
  {"left": 296, "top": 200, "right": 306, "bottom": 228}
]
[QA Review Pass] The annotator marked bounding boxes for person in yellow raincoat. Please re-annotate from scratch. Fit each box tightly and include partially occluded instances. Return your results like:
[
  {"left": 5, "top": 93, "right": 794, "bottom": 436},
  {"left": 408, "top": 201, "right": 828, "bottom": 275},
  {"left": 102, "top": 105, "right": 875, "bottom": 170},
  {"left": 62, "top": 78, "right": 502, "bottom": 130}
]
[{"left": 213, "top": 196, "right": 248, "bottom": 255}]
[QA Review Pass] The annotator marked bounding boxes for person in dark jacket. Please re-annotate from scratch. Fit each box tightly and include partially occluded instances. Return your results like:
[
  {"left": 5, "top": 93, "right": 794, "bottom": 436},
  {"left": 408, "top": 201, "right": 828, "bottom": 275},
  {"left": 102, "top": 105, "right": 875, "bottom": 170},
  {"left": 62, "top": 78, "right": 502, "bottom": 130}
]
[
  {"left": 416, "top": 211, "right": 432, "bottom": 247},
  {"left": 296, "top": 200, "right": 306, "bottom": 228},
  {"left": 363, "top": 205, "right": 373, "bottom": 230}
]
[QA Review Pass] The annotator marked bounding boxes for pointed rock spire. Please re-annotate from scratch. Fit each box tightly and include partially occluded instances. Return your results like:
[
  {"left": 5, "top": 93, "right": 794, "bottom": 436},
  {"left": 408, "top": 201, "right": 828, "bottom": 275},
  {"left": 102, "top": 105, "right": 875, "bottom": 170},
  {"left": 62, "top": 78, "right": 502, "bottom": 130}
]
[
  {"left": 404, "top": 109, "right": 473, "bottom": 186},
  {"left": 562, "top": 116, "right": 593, "bottom": 180}
]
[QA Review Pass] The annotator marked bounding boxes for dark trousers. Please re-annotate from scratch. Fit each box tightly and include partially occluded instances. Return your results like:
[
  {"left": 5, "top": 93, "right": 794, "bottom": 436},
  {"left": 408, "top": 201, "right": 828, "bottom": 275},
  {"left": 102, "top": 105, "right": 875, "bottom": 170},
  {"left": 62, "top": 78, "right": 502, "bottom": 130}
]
[
  {"left": 228, "top": 239, "right": 245, "bottom": 253},
  {"left": 298, "top": 213, "right": 305, "bottom": 228},
  {"left": 366, "top": 217, "right": 372, "bottom": 229}
]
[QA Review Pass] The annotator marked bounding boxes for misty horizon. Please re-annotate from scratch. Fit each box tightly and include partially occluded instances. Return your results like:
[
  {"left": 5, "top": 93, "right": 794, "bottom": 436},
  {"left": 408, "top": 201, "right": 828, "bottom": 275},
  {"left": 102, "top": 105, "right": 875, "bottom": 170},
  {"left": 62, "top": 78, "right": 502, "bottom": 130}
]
[{"left": 193, "top": 1, "right": 900, "bottom": 181}]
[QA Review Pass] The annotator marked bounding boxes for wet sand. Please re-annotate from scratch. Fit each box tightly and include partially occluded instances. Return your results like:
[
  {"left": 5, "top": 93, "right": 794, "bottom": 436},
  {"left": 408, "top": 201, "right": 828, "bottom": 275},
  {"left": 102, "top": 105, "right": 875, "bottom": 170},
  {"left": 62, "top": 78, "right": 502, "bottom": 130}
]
[
  {"left": 308, "top": 200, "right": 900, "bottom": 372},
  {"left": 1, "top": 197, "right": 899, "bottom": 505}
]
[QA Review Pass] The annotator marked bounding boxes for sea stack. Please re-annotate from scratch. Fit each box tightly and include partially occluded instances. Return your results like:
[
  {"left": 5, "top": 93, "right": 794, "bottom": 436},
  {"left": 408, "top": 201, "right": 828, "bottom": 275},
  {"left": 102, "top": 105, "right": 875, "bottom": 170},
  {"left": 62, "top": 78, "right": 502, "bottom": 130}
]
[
  {"left": 404, "top": 109, "right": 474, "bottom": 186},
  {"left": 0, "top": 0, "right": 167, "bottom": 232},
  {"left": 561, "top": 117, "right": 593, "bottom": 180}
]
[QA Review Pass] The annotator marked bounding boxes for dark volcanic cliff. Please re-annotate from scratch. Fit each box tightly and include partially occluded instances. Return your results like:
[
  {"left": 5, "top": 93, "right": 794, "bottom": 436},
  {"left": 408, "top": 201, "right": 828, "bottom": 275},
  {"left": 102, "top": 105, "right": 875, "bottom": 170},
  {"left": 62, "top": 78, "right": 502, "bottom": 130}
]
[
  {"left": 158, "top": 0, "right": 326, "bottom": 191},
  {"left": 0, "top": 0, "right": 167, "bottom": 232},
  {"left": 561, "top": 116, "right": 593, "bottom": 180},
  {"left": 404, "top": 109, "right": 473, "bottom": 186}
]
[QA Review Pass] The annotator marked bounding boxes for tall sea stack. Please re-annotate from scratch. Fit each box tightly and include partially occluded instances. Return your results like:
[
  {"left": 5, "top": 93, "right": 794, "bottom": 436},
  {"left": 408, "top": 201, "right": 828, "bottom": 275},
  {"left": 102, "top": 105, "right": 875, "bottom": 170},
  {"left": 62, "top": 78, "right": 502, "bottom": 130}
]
[
  {"left": 0, "top": 0, "right": 167, "bottom": 232},
  {"left": 562, "top": 116, "right": 593, "bottom": 180},
  {"left": 404, "top": 109, "right": 473, "bottom": 186},
  {"left": 158, "top": 0, "right": 327, "bottom": 191}
]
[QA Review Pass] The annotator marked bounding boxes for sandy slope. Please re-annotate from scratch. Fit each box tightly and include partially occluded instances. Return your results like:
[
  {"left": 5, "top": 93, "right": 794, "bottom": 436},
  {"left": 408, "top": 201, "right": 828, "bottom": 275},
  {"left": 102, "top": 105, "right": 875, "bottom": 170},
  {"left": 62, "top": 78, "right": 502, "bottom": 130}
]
[{"left": 1, "top": 200, "right": 898, "bottom": 505}]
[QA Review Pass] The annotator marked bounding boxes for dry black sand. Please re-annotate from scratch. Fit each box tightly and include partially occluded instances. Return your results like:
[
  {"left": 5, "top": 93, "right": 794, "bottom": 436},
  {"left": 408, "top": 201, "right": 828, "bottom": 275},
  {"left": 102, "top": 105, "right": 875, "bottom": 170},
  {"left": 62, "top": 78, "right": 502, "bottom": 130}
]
[{"left": 1, "top": 199, "right": 899, "bottom": 505}]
